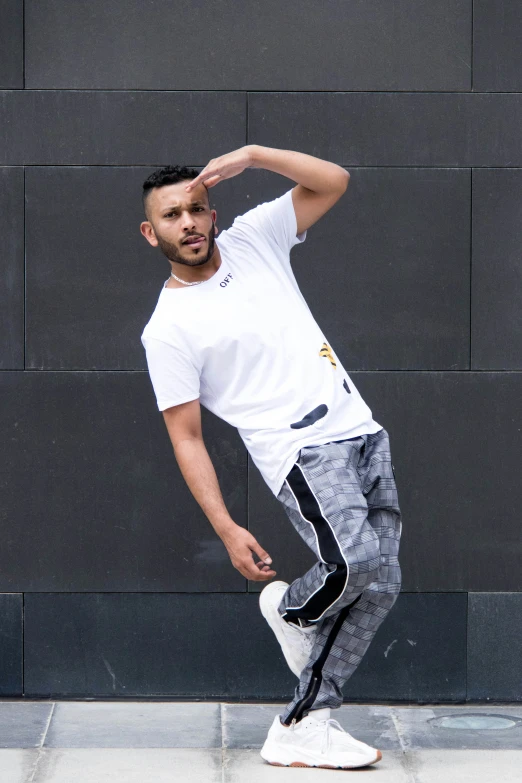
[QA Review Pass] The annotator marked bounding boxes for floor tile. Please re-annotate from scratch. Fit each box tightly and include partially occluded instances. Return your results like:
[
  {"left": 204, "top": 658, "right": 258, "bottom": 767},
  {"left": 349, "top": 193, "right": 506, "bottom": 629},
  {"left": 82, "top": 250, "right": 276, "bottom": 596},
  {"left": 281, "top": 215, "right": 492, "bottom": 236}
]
[
  {"left": 413, "top": 749, "right": 522, "bottom": 783},
  {"left": 336, "top": 704, "right": 403, "bottom": 749},
  {"left": 392, "top": 704, "right": 522, "bottom": 749},
  {"left": 31, "top": 747, "right": 222, "bottom": 783},
  {"left": 222, "top": 703, "right": 281, "bottom": 748},
  {"left": 223, "top": 747, "right": 410, "bottom": 781},
  {"left": 0, "top": 702, "right": 54, "bottom": 748},
  {"left": 44, "top": 701, "right": 221, "bottom": 748},
  {"left": 0, "top": 749, "right": 39, "bottom": 783}
]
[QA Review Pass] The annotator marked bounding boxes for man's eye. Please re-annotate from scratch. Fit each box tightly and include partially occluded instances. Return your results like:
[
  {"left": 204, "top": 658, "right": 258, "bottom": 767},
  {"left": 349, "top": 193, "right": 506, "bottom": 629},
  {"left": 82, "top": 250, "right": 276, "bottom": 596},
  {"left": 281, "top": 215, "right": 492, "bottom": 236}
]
[{"left": 164, "top": 207, "right": 203, "bottom": 217}]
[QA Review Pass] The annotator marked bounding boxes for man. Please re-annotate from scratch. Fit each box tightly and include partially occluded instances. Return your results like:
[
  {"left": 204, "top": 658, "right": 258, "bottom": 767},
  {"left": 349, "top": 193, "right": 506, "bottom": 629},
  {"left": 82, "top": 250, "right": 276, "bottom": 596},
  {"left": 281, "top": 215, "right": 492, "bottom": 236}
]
[{"left": 140, "top": 145, "right": 402, "bottom": 770}]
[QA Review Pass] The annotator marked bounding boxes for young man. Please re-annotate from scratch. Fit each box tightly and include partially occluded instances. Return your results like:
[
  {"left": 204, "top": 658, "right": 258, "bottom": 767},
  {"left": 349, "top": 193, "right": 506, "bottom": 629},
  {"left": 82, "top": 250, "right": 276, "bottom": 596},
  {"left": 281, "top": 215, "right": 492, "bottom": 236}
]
[{"left": 140, "top": 146, "right": 402, "bottom": 770}]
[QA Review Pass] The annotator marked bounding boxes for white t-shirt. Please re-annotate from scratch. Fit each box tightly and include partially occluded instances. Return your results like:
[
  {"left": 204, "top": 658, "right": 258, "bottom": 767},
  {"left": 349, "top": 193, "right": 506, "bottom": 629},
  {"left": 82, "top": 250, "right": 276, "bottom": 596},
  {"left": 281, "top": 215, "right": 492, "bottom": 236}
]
[{"left": 141, "top": 188, "right": 382, "bottom": 497}]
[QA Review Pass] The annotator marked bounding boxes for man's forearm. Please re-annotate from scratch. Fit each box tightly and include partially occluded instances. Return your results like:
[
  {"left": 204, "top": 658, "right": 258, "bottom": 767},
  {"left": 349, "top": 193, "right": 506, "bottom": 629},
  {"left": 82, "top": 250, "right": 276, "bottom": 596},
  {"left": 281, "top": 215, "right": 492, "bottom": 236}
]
[
  {"left": 173, "top": 438, "right": 237, "bottom": 540},
  {"left": 248, "top": 145, "right": 349, "bottom": 194}
]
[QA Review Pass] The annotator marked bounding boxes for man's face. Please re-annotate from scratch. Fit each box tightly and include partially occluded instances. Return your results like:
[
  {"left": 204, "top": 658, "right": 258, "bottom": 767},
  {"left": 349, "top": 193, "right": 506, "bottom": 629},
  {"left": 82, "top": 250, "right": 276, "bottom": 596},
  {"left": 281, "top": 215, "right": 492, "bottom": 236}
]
[{"left": 140, "top": 180, "right": 218, "bottom": 268}]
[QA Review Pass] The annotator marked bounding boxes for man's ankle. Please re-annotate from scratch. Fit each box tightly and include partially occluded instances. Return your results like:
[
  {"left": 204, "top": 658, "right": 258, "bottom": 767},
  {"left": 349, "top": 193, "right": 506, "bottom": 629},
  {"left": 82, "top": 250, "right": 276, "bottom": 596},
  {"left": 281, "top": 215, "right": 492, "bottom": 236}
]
[{"left": 308, "top": 706, "right": 331, "bottom": 721}]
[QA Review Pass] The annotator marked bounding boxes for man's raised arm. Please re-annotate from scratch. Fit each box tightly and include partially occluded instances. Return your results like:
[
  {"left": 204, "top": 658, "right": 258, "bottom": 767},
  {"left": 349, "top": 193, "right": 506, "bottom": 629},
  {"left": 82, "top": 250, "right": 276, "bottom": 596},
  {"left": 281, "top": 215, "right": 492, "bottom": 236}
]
[{"left": 185, "top": 145, "right": 350, "bottom": 235}]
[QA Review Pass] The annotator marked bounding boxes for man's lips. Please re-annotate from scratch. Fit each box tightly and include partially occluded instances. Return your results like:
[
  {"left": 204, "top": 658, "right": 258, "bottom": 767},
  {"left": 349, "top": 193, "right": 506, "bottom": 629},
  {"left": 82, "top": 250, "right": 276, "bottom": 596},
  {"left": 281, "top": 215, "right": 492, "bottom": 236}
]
[{"left": 183, "top": 236, "right": 205, "bottom": 247}]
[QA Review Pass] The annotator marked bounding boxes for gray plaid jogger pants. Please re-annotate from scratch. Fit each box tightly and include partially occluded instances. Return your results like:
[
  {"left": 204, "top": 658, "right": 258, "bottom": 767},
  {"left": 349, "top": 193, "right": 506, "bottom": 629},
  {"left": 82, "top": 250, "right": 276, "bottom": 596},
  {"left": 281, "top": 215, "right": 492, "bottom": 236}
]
[{"left": 275, "top": 427, "right": 402, "bottom": 724}]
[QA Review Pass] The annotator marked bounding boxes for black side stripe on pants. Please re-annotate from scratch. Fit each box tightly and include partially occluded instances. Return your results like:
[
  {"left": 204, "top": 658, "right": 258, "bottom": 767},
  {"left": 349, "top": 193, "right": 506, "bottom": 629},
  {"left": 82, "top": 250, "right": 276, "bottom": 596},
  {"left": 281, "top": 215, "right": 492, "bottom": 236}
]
[
  {"left": 282, "top": 461, "right": 349, "bottom": 624},
  {"left": 284, "top": 593, "right": 363, "bottom": 724}
]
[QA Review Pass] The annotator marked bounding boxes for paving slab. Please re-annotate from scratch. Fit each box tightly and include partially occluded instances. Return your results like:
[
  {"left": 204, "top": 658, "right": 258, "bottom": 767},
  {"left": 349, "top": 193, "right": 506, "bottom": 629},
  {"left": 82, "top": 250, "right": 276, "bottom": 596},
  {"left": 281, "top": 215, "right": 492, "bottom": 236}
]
[
  {"left": 392, "top": 704, "right": 522, "bottom": 749},
  {"left": 0, "top": 749, "right": 40, "bottom": 783},
  {"left": 223, "top": 702, "right": 402, "bottom": 749},
  {"left": 0, "top": 702, "right": 54, "bottom": 748},
  {"left": 223, "top": 747, "right": 411, "bottom": 781},
  {"left": 413, "top": 749, "right": 522, "bottom": 782},
  {"left": 43, "top": 701, "right": 221, "bottom": 748},
  {"left": 31, "top": 747, "right": 222, "bottom": 783},
  {"left": 1, "top": 697, "right": 522, "bottom": 783}
]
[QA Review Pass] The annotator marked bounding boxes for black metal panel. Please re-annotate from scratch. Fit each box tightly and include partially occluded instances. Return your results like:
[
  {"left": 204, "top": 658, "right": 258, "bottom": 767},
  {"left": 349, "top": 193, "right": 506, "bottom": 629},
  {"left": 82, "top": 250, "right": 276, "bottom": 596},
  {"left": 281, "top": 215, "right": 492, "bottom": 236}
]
[
  {"left": 248, "top": 92, "right": 522, "bottom": 167},
  {"left": 2, "top": 91, "right": 521, "bottom": 167},
  {"left": 0, "top": 593, "right": 23, "bottom": 696},
  {"left": 0, "top": 166, "right": 24, "bottom": 369},
  {"left": 23, "top": 591, "right": 466, "bottom": 701},
  {"left": 474, "top": 2, "right": 522, "bottom": 91},
  {"left": 0, "top": 0, "right": 23, "bottom": 88},
  {"left": 23, "top": 593, "right": 291, "bottom": 698},
  {"left": 472, "top": 169, "right": 522, "bottom": 369},
  {"left": 468, "top": 593, "right": 522, "bottom": 701},
  {"left": 25, "top": 166, "right": 171, "bottom": 371},
  {"left": 0, "top": 371, "right": 246, "bottom": 592},
  {"left": 25, "top": 0, "right": 470, "bottom": 90},
  {"left": 0, "top": 91, "right": 246, "bottom": 165}
]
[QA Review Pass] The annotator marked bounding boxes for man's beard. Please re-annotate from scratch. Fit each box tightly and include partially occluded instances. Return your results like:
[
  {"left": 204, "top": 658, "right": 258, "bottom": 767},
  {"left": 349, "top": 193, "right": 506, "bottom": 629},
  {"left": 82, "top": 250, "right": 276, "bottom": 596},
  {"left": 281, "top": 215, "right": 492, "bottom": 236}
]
[{"left": 155, "top": 220, "right": 217, "bottom": 268}]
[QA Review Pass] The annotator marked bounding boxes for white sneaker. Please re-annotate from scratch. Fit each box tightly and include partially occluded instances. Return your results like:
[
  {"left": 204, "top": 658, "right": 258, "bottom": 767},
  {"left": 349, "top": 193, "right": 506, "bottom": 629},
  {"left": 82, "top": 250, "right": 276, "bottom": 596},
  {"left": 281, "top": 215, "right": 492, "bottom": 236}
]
[
  {"left": 259, "top": 581, "right": 317, "bottom": 677},
  {"left": 260, "top": 712, "right": 382, "bottom": 769}
]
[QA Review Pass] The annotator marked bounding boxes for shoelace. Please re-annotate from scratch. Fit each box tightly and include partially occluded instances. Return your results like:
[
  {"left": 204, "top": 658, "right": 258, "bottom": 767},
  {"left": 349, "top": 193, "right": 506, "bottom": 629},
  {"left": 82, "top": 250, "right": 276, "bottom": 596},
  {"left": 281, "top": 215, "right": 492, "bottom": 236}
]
[{"left": 317, "top": 718, "right": 347, "bottom": 755}]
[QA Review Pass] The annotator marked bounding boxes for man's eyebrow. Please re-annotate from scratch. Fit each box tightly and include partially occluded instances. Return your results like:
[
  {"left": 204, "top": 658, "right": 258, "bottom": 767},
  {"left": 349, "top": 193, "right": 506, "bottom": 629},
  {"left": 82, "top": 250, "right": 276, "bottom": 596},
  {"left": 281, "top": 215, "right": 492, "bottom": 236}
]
[{"left": 162, "top": 200, "right": 205, "bottom": 211}]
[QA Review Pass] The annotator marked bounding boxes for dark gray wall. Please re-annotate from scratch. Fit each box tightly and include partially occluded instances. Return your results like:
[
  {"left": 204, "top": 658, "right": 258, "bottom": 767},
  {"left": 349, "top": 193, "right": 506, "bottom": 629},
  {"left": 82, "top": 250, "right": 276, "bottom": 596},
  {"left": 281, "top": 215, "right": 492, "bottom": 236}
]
[{"left": 1, "top": 0, "right": 521, "bottom": 702}]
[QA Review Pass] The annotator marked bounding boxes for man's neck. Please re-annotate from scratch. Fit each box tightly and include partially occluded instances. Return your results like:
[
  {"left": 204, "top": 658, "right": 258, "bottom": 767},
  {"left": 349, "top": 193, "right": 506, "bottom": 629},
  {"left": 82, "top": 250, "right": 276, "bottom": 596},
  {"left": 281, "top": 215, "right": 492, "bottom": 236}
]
[{"left": 166, "top": 245, "right": 222, "bottom": 289}]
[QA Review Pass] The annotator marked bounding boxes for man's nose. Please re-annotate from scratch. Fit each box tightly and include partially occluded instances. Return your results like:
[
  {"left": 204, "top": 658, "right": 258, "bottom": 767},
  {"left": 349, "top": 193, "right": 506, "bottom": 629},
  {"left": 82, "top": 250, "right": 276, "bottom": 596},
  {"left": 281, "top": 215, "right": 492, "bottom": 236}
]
[{"left": 181, "top": 211, "right": 196, "bottom": 229}]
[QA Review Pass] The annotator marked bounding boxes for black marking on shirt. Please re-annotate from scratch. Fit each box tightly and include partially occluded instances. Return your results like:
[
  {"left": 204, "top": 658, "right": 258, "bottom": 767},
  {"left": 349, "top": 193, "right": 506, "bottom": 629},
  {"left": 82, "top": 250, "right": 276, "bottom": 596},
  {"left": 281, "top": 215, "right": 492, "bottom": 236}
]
[
  {"left": 343, "top": 378, "right": 351, "bottom": 394},
  {"left": 290, "top": 404, "right": 328, "bottom": 429}
]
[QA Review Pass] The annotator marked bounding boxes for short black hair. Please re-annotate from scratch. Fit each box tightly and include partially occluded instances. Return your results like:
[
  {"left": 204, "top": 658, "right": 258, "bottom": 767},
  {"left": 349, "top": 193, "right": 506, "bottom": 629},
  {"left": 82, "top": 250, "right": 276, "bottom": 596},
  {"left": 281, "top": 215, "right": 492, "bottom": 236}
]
[{"left": 142, "top": 165, "right": 203, "bottom": 220}]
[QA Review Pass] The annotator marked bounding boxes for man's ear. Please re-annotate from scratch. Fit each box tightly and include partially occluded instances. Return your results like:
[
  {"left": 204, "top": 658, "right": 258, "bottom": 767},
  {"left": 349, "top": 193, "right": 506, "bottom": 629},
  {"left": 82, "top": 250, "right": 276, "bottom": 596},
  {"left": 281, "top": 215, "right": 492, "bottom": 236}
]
[
  {"left": 211, "top": 210, "right": 218, "bottom": 233},
  {"left": 140, "top": 221, "right": 158, "bottom": 247}
]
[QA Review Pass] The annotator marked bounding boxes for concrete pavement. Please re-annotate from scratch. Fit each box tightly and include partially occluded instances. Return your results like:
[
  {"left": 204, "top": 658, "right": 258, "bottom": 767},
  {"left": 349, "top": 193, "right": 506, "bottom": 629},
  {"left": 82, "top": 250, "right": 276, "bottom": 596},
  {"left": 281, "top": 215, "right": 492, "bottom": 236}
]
[{"left": 0, "top": 700, "right": 521, "bottom": 781}]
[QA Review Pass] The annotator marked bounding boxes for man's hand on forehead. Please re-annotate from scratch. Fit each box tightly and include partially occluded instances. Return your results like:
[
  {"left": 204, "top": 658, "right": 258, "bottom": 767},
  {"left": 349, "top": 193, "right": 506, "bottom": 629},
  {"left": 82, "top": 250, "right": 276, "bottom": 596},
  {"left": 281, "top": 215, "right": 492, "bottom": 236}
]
[{"left": 185, "top": 146, "right": 255, "bottom": 192}]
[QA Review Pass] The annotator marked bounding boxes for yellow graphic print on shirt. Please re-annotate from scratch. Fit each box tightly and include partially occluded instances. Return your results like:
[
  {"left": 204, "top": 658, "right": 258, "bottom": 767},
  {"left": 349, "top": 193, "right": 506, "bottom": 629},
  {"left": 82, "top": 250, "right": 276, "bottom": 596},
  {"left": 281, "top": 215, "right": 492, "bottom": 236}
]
[
  {"left": 319, "top": 342, "right": 337, "bottom": 369},
  {"left": 290, "top": 341, "right": 351, "bottom": 430},
  {"left": 319, "top": 341, "right": 352, "bottom": 398}
]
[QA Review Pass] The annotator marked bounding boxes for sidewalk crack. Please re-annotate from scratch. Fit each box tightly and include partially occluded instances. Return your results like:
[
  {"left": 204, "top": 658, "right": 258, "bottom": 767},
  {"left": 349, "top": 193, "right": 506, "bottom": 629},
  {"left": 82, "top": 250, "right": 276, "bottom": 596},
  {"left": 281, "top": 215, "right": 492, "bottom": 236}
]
[
  {"left": 390, "top": 707, "right": 418, "bottom": 783},
  {"left": 28, "top": 702, "right": 56, "bottom": 782}
]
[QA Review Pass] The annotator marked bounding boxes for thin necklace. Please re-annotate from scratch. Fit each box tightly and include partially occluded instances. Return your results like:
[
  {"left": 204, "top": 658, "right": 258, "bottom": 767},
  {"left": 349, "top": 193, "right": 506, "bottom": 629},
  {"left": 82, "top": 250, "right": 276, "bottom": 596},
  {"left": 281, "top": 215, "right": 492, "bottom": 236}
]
[{"left": 170, "top": 271, "right": 203, "bottom": 286}]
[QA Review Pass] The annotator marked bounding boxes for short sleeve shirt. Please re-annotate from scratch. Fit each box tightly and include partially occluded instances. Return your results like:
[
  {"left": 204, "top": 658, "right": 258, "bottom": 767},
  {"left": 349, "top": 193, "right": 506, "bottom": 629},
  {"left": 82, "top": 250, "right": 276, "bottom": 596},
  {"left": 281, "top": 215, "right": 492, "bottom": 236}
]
[{"left": 141, "top": 188, "right": 382, "bottom": 497}]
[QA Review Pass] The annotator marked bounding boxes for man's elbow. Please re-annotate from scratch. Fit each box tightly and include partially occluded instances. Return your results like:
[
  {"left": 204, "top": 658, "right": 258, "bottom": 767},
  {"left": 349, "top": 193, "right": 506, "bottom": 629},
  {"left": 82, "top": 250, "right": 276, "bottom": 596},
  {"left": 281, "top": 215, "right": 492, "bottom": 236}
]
[
  {"left": 330, "top": 170, "right": 350, "bottom": 200},
  {"left": 339, "top": 170, "right": 350, "bottom": 191}
]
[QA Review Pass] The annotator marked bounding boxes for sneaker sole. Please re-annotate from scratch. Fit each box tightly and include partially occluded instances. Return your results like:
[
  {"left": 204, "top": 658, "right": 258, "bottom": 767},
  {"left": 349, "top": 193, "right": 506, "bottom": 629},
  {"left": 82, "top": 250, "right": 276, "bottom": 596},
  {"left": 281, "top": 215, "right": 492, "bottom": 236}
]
[{"left": 261, "top": 748, "right": 383, "bottom": 768}]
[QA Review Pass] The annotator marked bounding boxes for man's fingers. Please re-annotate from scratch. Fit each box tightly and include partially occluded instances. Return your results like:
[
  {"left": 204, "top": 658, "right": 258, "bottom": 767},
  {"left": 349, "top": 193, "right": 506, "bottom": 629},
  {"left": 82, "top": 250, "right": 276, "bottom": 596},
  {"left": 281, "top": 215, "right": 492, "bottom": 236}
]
[
  {"left": 251, "top": 570, "right": 277, "bottom": 581},
  {"left": 252, "top": 544, "right": 272, "bottom": 565},
  {"left": 203, "top": 175, "right": 222, "bottom": 188},
  {"left": 186, "top": 168, "right": 220, "bottom": 191},
  {"left": 252, "top": 562, "right": 277, "bottom": 579},
  {"left": 241, "top": 560, "right": 276, "bottom": 581},
  {"left": 185, "top": 171, "right": 205, "bottom": 190}
]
